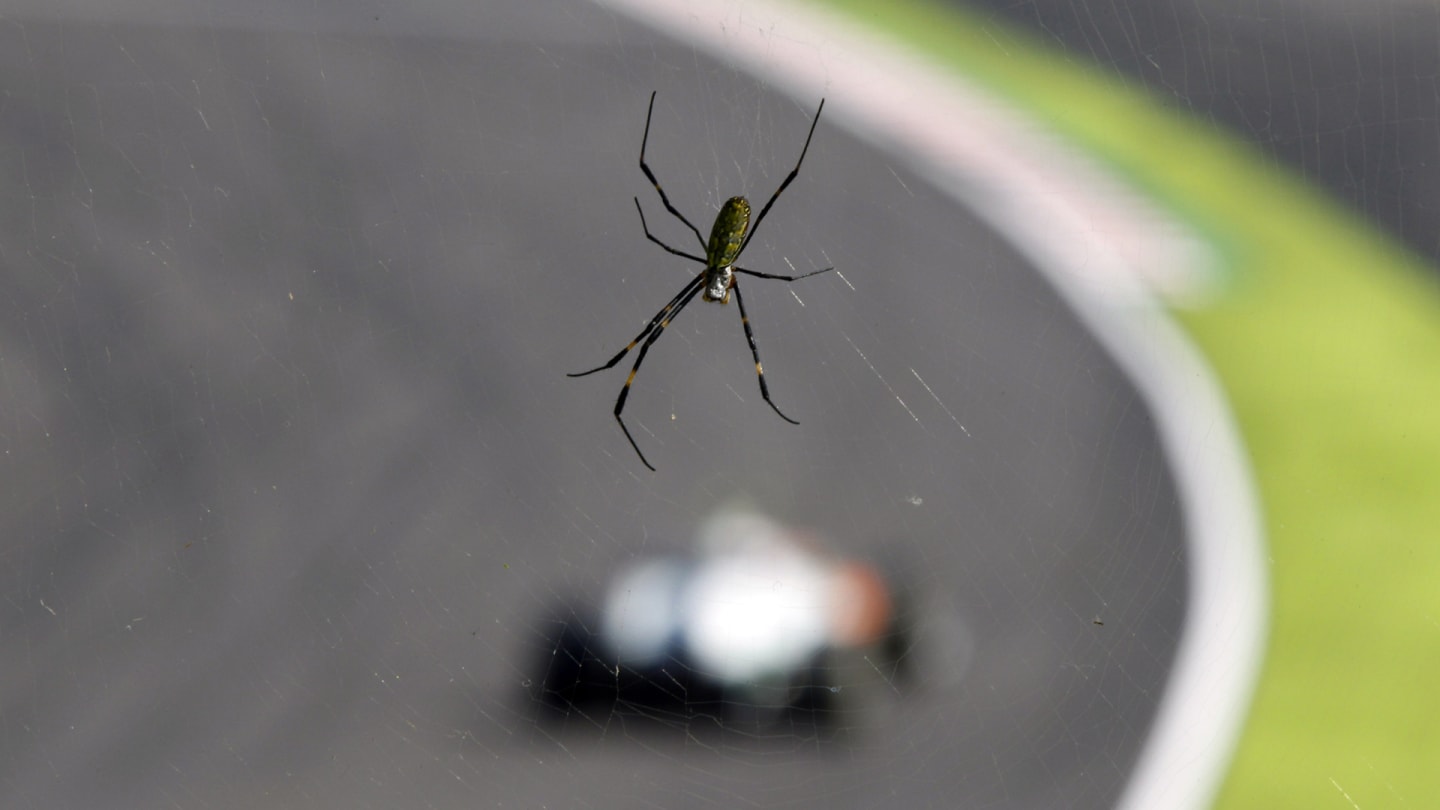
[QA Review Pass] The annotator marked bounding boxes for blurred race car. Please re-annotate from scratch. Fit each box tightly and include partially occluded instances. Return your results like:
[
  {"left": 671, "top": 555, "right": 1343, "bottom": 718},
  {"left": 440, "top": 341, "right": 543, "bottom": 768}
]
[{"left": 526, "top": 507, "right": 915, "bottom": 736}]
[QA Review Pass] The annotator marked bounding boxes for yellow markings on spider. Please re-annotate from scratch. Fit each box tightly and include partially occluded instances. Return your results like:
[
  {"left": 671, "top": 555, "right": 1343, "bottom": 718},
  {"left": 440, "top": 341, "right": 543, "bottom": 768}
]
[
  {"left": 708, "top": 197, "right": 750, "bottom": 268},
  {"left": 567, "top": 91, "right": 835, "bottom": 471}
]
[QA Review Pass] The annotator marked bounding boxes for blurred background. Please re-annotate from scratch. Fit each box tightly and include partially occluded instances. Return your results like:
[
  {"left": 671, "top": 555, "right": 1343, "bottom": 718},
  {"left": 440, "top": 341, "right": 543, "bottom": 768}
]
[{"left": 2, "top": 1, "right": 1436, "bottom": 809}]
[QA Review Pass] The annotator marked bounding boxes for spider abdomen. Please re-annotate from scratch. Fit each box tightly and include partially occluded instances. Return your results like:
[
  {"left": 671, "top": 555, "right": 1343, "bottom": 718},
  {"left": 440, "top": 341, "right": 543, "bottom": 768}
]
[{"left": 707, "top": 196, "right": 750, "bottom": 264}]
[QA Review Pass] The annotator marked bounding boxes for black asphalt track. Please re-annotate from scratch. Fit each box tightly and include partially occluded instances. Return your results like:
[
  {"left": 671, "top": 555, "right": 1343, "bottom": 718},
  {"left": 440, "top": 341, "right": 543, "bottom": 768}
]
[
  {"left": 963, "top": 0, "right": 1440, "bottom": 265},
  {"left": 1, "top": 4, "right": 1186, "bottom": 808}
]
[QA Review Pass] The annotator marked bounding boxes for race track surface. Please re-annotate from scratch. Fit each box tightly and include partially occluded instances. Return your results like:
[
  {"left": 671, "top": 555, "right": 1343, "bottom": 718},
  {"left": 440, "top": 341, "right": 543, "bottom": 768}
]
[{"left": 0, "top": 4, "right": 1187, "bottom": 808}]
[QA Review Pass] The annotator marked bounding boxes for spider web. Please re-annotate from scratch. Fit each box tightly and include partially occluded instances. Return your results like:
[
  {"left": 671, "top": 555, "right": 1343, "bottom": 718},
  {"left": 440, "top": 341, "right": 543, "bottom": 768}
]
[{"left": 0, "top": 2, "right": 1249, "bottom": 809}]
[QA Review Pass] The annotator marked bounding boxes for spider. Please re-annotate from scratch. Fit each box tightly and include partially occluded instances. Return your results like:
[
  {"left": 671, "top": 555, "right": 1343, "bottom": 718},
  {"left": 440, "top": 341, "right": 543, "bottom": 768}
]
[{"left": 569, "top": 91, "right": 833, "bottom": 471}]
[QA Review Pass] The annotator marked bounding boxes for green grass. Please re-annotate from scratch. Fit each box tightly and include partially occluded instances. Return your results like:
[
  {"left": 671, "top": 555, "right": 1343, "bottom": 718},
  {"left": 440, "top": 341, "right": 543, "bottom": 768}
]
[{"left": 814, "top": 0, "right": 1440, "bottom": 805}]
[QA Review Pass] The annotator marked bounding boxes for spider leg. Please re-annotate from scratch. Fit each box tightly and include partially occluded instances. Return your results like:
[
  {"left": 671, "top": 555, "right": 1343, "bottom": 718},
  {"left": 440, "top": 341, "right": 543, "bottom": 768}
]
[
  {"left": 611, "top": 280, "right": 707, "bottom": 470},
  {"left": 730, "top": 277, "right": 800, "bottom": 425},
  {"left": 739, "top": 98, "right": 825, "bottom": 255},
  {"left": 640, "top": 91, "right": 707, "bottom": 252},
  {"left": 734, "top": 265, "right": 834, "bottom": 282},
  {"left": 635, "top": 198, "right": 706, "bottom": 264},
  {"left": 568, "top": 274, "right": 705, "bottom": 378}
]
